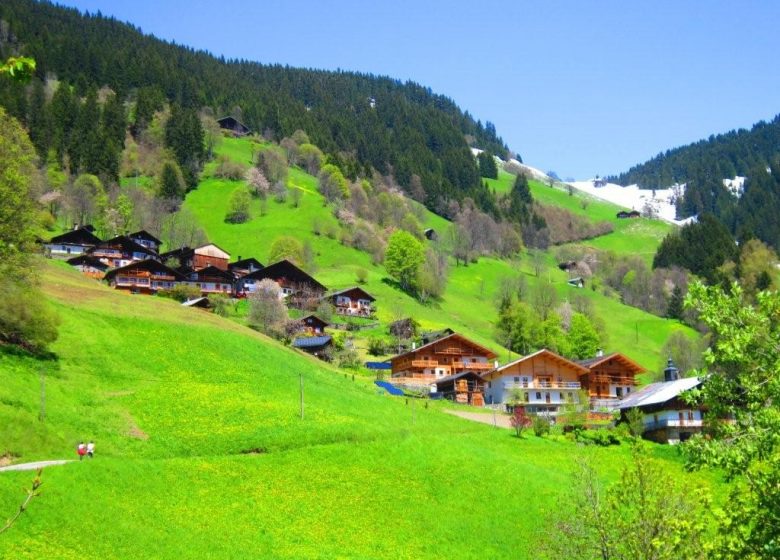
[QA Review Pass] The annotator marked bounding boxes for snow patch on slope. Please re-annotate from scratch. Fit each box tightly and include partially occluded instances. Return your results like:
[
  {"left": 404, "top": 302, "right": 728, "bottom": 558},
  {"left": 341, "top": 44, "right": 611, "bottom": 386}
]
[{"left": 566, "top": 179, "right": 686, "bottom": 225}]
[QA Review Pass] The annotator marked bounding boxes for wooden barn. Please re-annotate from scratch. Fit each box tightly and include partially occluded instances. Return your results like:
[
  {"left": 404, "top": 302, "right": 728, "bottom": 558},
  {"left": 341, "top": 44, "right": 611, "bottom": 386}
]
[
  {"left": 616, "top": 210, "right": 641, "bottom": 219},
  {"left": 66, "top": 255, "right": 110, "bottom": 279},
  {"left": 217, "top": 116, "right": 250, "bottom": 136},
  {"left": 435, "top": 371, "right": 486, "bottom": 406}
]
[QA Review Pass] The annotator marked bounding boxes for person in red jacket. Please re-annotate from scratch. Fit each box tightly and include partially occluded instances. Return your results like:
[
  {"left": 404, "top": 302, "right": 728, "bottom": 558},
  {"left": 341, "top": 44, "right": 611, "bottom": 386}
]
[{"left": 77, "top": 441, "right": 86, "bottom": 461}]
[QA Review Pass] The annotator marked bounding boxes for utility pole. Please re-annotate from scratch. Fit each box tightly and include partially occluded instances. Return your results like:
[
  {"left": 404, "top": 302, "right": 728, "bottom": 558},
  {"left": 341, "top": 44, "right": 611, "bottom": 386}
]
[
  {"left": 39, "top": 369, "right": 46, "bottom": 422},
  {"left": 299, "top": 373, "right": 304, "bottom": 420}
]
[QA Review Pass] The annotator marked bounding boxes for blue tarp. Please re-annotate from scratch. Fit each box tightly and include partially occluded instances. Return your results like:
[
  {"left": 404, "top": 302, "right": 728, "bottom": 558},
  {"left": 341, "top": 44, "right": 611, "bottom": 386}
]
[
  {"left": 374, "top": 380, "right": 405, "bottom": 396},
  {"left": 365, "top": 361, "right": 392, "bottom": 370}
]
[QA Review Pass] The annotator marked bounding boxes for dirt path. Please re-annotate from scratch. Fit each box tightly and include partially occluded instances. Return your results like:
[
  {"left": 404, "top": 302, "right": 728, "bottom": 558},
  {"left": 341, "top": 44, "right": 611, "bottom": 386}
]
[
  {"left": 444, "top": 409, "right": 513, "bottom": 429},
  {"left": 0, "top": 460, "right": 73, "bottom": 472}
]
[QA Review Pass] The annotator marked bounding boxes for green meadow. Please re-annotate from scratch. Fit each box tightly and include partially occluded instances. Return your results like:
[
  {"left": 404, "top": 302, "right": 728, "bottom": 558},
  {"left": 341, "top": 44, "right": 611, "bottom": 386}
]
[
  {"left": 0, "top": 263, "right": 715, "bottom": 559},
  {"left": 183, "top": 138, "right": 690, "bottom": 371}
]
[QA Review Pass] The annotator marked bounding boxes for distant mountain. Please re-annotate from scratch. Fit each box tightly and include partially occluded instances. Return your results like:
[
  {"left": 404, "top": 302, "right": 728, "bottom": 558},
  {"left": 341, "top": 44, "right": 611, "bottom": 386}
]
[{"left": 0, "top": 0, "right": 508, "bottom": 213}]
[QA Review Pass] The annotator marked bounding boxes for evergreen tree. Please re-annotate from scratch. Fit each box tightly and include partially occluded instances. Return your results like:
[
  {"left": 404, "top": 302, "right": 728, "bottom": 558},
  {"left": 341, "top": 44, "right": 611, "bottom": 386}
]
[
  {"left": 477, "top": 150, "right": 498, "bottom": 179},
  {"left": 165, "top": 103, "right": 204, "bottom": 190},
  {"left": 158, "top": 161, "right": 186, "bottom": 201},
  {"left": 666, "top": 285, "right": 684, "bottom": 320},
  {"left": 27, "top": 78, "right": 50, "bottom": 159}
]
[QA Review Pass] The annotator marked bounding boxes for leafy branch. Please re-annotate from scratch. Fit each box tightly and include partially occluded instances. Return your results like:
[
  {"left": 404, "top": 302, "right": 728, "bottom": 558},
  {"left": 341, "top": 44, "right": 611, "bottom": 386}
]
[{"left": 0, "top": 469, "right": 43, "bottom": 536}]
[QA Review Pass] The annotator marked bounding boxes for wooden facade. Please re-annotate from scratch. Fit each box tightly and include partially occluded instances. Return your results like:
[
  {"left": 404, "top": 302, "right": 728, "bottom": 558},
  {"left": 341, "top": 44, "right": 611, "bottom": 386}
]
[
  {"left": 182, "top": 265, "right": 235, "bottom": 295},
  {"left": 435, "top": 372, "right": 486, "bottom": 406},
  {"left": 128, "top": 230, "right": 162, "bottom": 253},
  {"left": 390, "top": 333, "right": 497, "bottom": 383},
  {"left": 228, "top": 257, "right": 264, "bottom": 278},
  {"left": 192, "top": 244, "right": 231, "bottom": 271},
  {"left": 483, "top": 349, "right": 589, "bottom": 414},
  {"left": 328, "top": 287, "right": 375, "bottom": 317},
  {"left": 88, "top": 235, "right": 158, "bottom": 268},
  {"left": 578, "top": 352, "right": 644, "bottom": 407},
  {"left": 239, "top": 259, "right": 327, "bottom": 306},
  {"left": 104, "top": 260, "right": 183, "bottom": 294},
  {"left": 67, "top": 255, "right": 109, "bottom": 279},
  {"left": 298, "top": 314, "right": 329, "bottom": 335},
  {"left": 44, "top": 227, "right": 101, "bottom": 258},
  {"left": 217, "top": 116, "right": 250, "bottom": 136}
]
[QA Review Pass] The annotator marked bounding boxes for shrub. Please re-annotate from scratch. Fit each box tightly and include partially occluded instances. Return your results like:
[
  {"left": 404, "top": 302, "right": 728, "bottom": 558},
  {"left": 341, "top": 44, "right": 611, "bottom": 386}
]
[
  {"left": 510, "top": 407, "right": 532, "bottom": 437},
  {"left": 210, "top": 294, "right": 231, "bottom": 317},
  {"left": 367, "top": 337, "right": 386, "bottom": 356},
  {"left": 0, "top": 280, "right": 60, "bottom": 353},
  {"left": 576, "top": 429, "right": 621, "bottom": 446},
  {"left": 224, "top": 188, "right": 251, "bottom": 224},
  {"left": 532, "top": 414, "right": 551, "bottom": 437},
  {"left": 355, "top": 267, "right": 368, "bottom": 284},
  {"left": 159, "top": 284, "right": 201, "bottom": 303},
  {"left": 213, "top": 155, "right": 248, "bottom": 180}
]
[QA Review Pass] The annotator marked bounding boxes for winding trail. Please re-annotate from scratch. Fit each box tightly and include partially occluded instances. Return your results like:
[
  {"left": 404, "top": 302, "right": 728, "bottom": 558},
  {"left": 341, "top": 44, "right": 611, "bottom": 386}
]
[
  {"left": 0, "top": 460, "right": 73, "bottom": 472},
  {"left": 444, "top": 409, "right": 512, "bottom": 429}
]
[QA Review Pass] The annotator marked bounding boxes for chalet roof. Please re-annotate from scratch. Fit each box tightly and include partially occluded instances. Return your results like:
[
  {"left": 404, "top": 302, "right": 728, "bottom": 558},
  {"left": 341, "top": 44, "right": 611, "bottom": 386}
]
[
  {"left": 435, "top": 371, "right": 486, "bottom": 384},
  {"left": 66, "top": 255, "right": 110, "bottom": 269},
  {"left": 104, "top": 259, "right": 185, "bottom": 281},
  {"left": 129, "top": 229, "right": 162, "bottom": 245},
  {"left": 48, "top": 228, "right": 102, "bottom": 246},
  {"left": 182, "top": 297, "right": 211, "bottom": 308},
  {"left": 390, "top": 332, "right": 498, "bottom": 362},
  {"left": 577, "top": 352, "right": 645, "bottom": 374},
  {"left": 193, "top": 243, "right": 231, "bottom": 261},
  {"left": 160, "top": 247, "right": 194, "bottom": 260},
  {"left": 91, "top": 235, "right": 157, "bottom": 256},
  {"left": 243, "top": 259, "right": 327, "bottom": 292},
  {"left": 292, "top": 336, "right": 332, "bottom": 349},
  {"left": 228, "top": 257, "right": 264, "bottom": 270},
  {"left": 301, "top": 314, "right": 329, "bottom": 327},
  {"left": 188, "top": 265, "right": 234, "bottom": 282},
  {"left": 482, "top": 349, "right": 589, "bottom": 381},
  {"left": 616, "top": 377, "right": 702, "bottom": 410},
  {"left": 217, "top": 116, "right": 250, "bottom": 132},
  {"left": 328, "top": 286, "right": 376, "bottom": 302}
]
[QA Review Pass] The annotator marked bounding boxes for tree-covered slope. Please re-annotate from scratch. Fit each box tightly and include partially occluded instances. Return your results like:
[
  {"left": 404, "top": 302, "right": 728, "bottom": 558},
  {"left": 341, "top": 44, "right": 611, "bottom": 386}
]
[{"left": 0, "top": 0, "right": 507, "bottom": 210}]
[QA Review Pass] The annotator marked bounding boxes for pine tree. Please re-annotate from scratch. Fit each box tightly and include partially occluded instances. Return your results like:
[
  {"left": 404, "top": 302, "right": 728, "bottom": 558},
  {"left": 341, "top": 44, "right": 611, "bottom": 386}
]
[{"left": 666, "top": 285, "right": 684, "bottom": 320}]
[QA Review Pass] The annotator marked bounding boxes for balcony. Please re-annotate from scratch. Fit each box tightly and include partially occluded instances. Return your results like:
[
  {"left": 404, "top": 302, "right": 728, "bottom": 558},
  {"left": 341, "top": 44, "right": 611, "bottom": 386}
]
[
  {"left": 453, "top": 362, "right": 494, "bottom": 371},
  {"left": 645, "top": 419, "right": 703, "bottom": 430},
  {"left": 504, "top": 381, "right": 581, "bottom": 390}
]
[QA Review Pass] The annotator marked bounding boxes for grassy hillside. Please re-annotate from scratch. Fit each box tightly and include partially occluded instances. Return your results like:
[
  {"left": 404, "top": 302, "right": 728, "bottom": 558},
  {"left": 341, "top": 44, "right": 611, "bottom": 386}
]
[
  {"left": 183, "top": 138, "right": 691, "bottom": 372},
  {"left": 485, "top": 169, "right": 672, "bottom": 259},
  {"left": 0, "top": 263, "right": 714, "bottom": 559}
]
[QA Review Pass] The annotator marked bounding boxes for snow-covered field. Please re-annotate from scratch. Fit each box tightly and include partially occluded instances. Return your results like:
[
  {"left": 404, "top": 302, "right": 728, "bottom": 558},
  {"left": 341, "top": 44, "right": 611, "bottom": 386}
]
[{"left": 566, "top": 179, "right": 686, "bottom": 224}]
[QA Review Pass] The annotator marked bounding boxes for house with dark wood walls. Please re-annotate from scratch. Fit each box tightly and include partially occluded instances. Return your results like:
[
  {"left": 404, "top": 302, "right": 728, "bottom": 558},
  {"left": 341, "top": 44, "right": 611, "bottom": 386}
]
[
  {"left": 103, "top": 260, "right": 184, "bottom": 294},
  {"left": 238, "top": 259, "right": 326, "bottom": 305},
  {"left": 326, "top": 287, "right": 375, "bottom": 317},
  {"left": 87, "top": 235, "right": 159, "bottom": 268},
  {"left": 44, "top": 227, "right": 102, "bottom": 258},
  {"left": 390, "top": 332, "right": 497, "bottom": 383}
]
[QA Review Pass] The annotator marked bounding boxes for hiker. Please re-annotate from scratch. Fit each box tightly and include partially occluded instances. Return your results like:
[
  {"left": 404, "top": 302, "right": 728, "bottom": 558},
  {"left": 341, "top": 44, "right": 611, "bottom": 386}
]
[
  {"left": 87, "top": 441, "right": 95, "bottom": 459},
  {"left": 77, "top": 442, "right": 86, "bottom": 461}
]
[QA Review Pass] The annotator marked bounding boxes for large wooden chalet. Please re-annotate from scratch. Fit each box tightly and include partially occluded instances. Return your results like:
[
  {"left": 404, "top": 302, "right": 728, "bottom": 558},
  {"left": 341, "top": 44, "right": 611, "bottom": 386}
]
[
  {"left": 44, "top": 227, "right": 101, "bottom": 258},
  {"left": 87, "top": 235, "right": 159, "bottom": 268},
  {"left": 103, "top": 260, "right": 183, "bottom": 294},
  {"left": 160, "top": 244, "right": 231, "bottom": 272},
  {"left": 390, "top": 332, "right": 497, "bottom": 384},
  {"left": 482, "top": 349, "right": 589, "bottom": 415},
  {"left": 238, "top": 259, "right": 326, "bottom": 305},
  {"left": 128, "top": 230, "right": 162, "bottom": 253},
  {"left": 577, "top": 351, "right": 644, "bottom": 408},
  {"left": 327, "top": 287, "right": 375, "bottom": 317}
]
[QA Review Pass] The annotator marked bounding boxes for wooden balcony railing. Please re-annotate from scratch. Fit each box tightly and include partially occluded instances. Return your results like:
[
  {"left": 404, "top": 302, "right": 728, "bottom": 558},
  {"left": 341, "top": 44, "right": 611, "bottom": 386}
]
[{"left": 504, "top": 381, "right": 581, "bottom": 390}]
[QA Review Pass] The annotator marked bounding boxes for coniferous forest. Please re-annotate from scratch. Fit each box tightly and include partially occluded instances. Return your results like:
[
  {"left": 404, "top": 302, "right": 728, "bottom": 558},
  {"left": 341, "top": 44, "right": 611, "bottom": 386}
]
[{"left": 0, "top": 0, "right": 509, "bottom": 216}]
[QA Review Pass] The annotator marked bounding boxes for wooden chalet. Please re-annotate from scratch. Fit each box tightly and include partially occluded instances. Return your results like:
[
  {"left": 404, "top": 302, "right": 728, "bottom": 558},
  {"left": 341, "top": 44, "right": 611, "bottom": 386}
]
[
  {"left": 44, "top": 227, "right": 101, "bottom": 258},
  {"left": 217, "top": 116, "right": 250, "bottom": 137},
  {"left": 87, "top": 235, "right": 159, "bottom": 268},
  {"left": 482, "top": 349, "right": 589, "bottom": 415},
  {"left": 435, "top": 371, "right": 486, "bottom": 406},
  {"left": 180, "top": 265, "right": 235, "bottom": 296},
  {"left": 104, "top": 260, "right": 184, "bottom": 294},
  {"left": 238, "top": 259, "right": 327, "bottom": 305},
  {"left": 616, "top": 210, "right": 641, "bottom": 219},
  {"left": 129, "top": 230, "right": 162, "bottom": 253},
  {"left": 228, "top": 257, "right": 264, "bottom": 278},
  {"left": 389, "top": 332, "right": 498, "bottom": 384},
  {"left": 159, "top": 244, "right": 231, "bottom": 271},
  {"left": 297, "top": 314, "right": 329, "bottom": 335},
  {"left": 66, "top": 255, "right": 110, "bottom": 279},
  {"left": 327, "top": 286, "right": 375, "bottom": 317},
  {"left": 577, "top": 351, "right": 644, "bottom": 409},
  {"left": 616, "top": 361, "right": 703, "bottom": 444}
]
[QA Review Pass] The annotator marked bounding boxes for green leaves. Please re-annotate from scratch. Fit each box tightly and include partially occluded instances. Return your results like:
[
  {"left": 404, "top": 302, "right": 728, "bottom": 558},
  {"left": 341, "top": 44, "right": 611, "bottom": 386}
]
[{"left": 0, "top": 56, "right": 36, "bottom": 83}]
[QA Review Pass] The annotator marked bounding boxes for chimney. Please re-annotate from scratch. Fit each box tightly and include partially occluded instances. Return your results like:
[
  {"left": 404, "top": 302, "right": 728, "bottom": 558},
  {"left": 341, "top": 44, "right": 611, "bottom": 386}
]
[
  {"left": 73, "top": 223, "right": 79, "bottom": 230},
  {"left": 596, "top": 348, "right": 604, "bottom": 358},
  {"left": 238, "top": 255, "right": 242, "bottom": 262},
  {"left": 494, "top": 360, "right": 499, "bottom": 369},
  {"left": 412, "top": 342, "right": 416, "bottom": 350},
  {"left": 663, "top": 357, "right": 679, "bottom": 382}
]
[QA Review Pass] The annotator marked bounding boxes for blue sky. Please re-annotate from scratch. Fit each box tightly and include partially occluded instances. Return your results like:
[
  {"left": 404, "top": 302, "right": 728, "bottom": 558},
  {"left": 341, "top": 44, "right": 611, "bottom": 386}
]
[{"left": 59, "top": 0, "right": 780, "bottom": 179}]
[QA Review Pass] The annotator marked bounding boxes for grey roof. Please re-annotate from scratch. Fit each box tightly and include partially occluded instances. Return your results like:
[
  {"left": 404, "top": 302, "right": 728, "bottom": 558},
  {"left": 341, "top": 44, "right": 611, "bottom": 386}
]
[
  {"left": 616, "top": 377, "right": 702, "bottom": 410},
  {"left": 292, "top": 336, "right": 332, "bottom": 349},
  {"left": 182, "top": 297, "right": 210, "bottom": 307}
]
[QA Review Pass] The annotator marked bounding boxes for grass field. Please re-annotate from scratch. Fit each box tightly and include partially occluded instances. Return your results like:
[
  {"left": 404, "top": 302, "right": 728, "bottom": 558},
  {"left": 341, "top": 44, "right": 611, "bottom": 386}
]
[
  {"left": 182, "top": 139, "right": 691, "bottom": 371},
  {"left": 0, "top": 263, "right": 716, "bottom": 559}
]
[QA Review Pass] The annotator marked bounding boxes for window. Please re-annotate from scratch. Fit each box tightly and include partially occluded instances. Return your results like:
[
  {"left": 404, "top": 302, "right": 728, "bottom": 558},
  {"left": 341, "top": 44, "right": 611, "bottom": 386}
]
[
  {"left": 514, "top": 376, "right": 520, "bottom": 383},
  {"left": 524, "top": 393, "right": 529, "bottom": 403},
  {"left": 567, "top": 392, "right": 573, "bottom": 403},
  {"left": 615, "top": 387, "right": 623, "bottom": 398},
  {"left": 535, "top": 392, "right": 541, "bottom": 400},
  {"left": 487, "top": 382, "right": 492, "bottom": 388}
]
